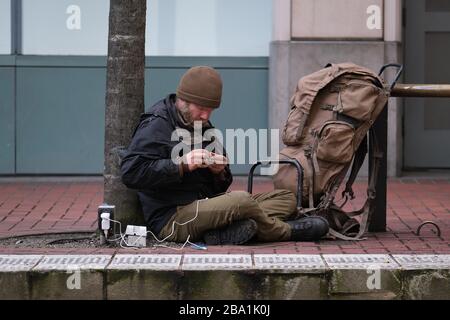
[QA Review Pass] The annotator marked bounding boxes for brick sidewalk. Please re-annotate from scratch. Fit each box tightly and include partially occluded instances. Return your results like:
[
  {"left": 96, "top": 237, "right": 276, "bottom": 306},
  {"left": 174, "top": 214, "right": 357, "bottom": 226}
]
[{"left": 0, "top": 176, "right": 448, "bottom": 255}]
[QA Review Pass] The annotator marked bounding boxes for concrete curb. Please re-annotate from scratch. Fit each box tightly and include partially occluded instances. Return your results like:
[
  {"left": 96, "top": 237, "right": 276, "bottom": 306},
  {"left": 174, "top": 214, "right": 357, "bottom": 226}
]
[{"left": 0, "top": 254, "right": 448, "bottom": 300}]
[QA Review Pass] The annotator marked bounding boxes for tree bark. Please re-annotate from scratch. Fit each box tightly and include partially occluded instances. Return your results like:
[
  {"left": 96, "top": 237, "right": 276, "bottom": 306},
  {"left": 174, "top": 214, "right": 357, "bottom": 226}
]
[{"left": 104, "top": 0, "right": 147, "bottom": 231}]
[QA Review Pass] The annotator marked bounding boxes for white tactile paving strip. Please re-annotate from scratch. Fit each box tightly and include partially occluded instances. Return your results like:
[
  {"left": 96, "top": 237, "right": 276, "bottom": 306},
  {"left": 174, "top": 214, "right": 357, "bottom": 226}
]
[
  {"left": 33, "top": 255, "right": 112, "bottom": 271},
  {"left": 254, "top": 254, "right": 327, "bottom": 270},
  {"left": 323, "top": 254, "right": 400, "bottom": 269},
  {"left": 108, "top": 254, "right": 181, "bottom": 270},
  {"left": 0, "top": 254, "right": 448, "bottom": 271},
  {"left": 392, "top": 255, "right": 450, "bottom": 270},
  {"left": 182, "top": 254, "right": 253, "bottom": 270},
  {"left": 0, "top": 255, "right": 43, "bottom": 272}
]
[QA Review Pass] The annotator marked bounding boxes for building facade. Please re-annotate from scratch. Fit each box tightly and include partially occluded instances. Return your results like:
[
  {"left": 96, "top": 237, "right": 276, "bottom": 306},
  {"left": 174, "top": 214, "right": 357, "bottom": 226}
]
[{"left": 0, "top": 0, "right": 449, "bottom": 176}]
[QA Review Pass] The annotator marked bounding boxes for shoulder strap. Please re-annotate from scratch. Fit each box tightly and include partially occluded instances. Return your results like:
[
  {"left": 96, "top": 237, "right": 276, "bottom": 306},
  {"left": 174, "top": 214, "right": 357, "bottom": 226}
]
[
  {"left": 327, "top": 127, "right": 382, "bottom": 240},
  {"left": 342, "top": 134, "right": 368, "bottom": 200},
  {"left": 353, "top": 127, "right": 382, "bottom": 238}
]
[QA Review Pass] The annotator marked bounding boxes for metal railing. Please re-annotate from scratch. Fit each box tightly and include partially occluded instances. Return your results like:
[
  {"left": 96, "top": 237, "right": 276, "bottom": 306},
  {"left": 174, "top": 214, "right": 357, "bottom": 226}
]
[
  {"left": 370, "top": 81, "right": 450, "bottom": 232},
  {"left": 392, "top": 84, "right": 450, "bottom": 97}
]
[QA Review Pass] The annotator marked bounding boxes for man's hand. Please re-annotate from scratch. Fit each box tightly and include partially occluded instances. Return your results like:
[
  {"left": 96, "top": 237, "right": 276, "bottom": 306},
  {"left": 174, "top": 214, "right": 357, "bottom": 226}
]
[
  {"left": 207, "top": 153, "right": 228, "bottom": 174},
  {"left": 183, "top": 149, "right": 211, "bottom": 172},
  {"left": 183, "top": 150, "right": 228, "bottom": 173}
]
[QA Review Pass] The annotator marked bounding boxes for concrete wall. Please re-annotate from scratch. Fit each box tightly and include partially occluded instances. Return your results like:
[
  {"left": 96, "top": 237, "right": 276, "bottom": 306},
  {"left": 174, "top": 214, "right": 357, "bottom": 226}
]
[
  {"left": 1, "top": 254, "right": 449, "bottom": 300},
  {"left": 291, "top": 0, "right": 383, "bottom": 39}
]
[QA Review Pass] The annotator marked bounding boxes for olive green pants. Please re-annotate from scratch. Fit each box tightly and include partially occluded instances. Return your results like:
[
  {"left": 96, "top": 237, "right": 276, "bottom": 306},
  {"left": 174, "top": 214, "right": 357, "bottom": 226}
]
[{"left": 158, "top": 190, "right": 296, "bottom": 243}]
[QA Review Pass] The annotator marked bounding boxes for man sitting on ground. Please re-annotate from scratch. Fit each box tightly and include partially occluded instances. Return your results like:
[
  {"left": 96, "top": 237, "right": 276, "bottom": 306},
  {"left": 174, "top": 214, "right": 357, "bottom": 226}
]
[{"left": 120, "top": 66, "right": 329, "bottom": 245}]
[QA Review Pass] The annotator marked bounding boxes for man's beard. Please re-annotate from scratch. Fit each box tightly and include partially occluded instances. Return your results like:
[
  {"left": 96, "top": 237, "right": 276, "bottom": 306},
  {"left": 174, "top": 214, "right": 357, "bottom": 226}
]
[
  {"left": 178, "top": 103, "right": 209, "bottom": 127},
  {"left": 178, "top": 103, "right": 194, "bottom": 125}
]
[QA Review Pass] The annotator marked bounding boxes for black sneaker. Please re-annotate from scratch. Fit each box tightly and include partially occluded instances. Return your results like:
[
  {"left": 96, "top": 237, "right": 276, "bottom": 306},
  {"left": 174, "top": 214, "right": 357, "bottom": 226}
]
[
  {"left": 287, "top": 216, "right": 329, "bottom": 241},
  {"left": 203, "top": 219, "right": 258, "bottom": 245}
]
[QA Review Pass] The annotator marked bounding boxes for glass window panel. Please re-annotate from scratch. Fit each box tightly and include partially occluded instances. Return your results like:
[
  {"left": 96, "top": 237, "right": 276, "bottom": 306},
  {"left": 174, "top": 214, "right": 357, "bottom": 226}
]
[
  {"left": 146, "top": 0, "right": 272, "bottom": 56},
  {"left": 21, "top": 0, "right": 109, "bottom": 55},
  {"left": 0, "top": 0, "right": 11, "bottom": 54},
  {"left": 21, "top": 0, "right": 271, "bottom": 56}
]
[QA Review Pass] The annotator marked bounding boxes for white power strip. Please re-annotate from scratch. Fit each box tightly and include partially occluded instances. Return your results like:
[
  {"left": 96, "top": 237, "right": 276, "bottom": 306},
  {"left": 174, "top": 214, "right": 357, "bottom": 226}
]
[{"left": 124, "top": 225, "right": 147, "bottom": 247}]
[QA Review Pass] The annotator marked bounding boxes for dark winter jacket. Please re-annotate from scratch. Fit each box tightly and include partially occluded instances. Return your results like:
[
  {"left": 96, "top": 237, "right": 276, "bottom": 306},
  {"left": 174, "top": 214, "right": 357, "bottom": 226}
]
[{"left": 120, "top": 94, "right": 233, "bottom": 235}]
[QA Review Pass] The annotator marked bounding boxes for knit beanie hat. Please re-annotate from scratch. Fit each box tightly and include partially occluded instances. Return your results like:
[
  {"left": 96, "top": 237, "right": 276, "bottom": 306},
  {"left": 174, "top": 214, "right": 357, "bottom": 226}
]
[{"left": 176, "top": 66, "right": 222, "bottom": 108}]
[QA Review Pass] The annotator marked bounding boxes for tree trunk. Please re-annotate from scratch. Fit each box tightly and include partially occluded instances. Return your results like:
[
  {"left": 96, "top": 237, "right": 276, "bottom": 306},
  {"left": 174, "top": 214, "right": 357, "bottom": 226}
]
[{"left": 104, "top": 0, "right": 147, "bottom": 231}]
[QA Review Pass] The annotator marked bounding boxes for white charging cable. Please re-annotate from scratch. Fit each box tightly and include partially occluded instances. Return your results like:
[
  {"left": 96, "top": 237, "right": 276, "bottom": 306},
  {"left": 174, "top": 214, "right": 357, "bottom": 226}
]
[
  {"left": 100, "top": 198, "right": 208, "bottom": 250},
  {"left": 147, "top": 198, "right": 208, "bottom": 250}
]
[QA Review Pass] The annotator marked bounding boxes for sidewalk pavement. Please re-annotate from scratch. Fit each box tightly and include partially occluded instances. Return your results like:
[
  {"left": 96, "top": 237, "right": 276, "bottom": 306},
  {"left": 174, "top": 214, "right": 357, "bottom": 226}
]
[{"left": 0, "top": 176, "right": 448, "bottom": 255}]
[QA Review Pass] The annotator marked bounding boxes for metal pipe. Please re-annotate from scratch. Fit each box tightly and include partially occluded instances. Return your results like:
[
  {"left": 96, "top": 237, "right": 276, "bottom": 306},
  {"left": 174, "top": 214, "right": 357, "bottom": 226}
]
[
  {"left": 247, "top": 160, "right": 304, "bottom": 210},
  {"left": 391, "top": 84, "right": 450, "bottom": 97}
]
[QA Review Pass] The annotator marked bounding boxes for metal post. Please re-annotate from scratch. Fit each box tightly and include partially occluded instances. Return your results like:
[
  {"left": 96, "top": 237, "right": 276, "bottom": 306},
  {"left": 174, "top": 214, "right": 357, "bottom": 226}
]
[
  {"left": 369, "top": 106, "right": 387, "bottom": 232},
  {"left": 368, "top": 83, "right": 450, "bottom": 233}
]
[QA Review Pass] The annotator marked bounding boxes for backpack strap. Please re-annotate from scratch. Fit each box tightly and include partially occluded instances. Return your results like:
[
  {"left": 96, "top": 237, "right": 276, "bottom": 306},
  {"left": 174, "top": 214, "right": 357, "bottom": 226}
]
[
  {"left": 304, "top": 147, "right": 316, "bottom": 209},
  {"left": 353, "top": 127, "right": 382, "bottom": 238},
  {"left": 342, "top": 134, "right": 368, "bottom": 200},
  {"left": 326, "top": 127, "right": 382, "bottom": 240}
]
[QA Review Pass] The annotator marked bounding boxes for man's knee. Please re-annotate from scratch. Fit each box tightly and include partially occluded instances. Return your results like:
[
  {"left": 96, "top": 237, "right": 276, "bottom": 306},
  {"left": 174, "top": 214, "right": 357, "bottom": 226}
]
[
  {"left": 227, "top": 190, "right": 253, "bottom": 203},
  {"left": 226, "top": 191, "right": 259, "bottom": 215},
  {"left": 275, "top": 189, "right": 296, "bottom": 198},
  {"left": 229, "top": 189, "right": 296, "bottom": 210},
  {"left": 274, "top": 189, "right": 297, "bottom": 212},
  {"left": 284, "top": 189, "right": 297, "bottom": 205}
]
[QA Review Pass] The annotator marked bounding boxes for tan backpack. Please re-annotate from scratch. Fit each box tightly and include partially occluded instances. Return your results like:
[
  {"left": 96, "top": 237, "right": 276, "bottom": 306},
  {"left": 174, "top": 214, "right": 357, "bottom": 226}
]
[{"left": 273, "top": 62, "right": 401, "bottom": 240}]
